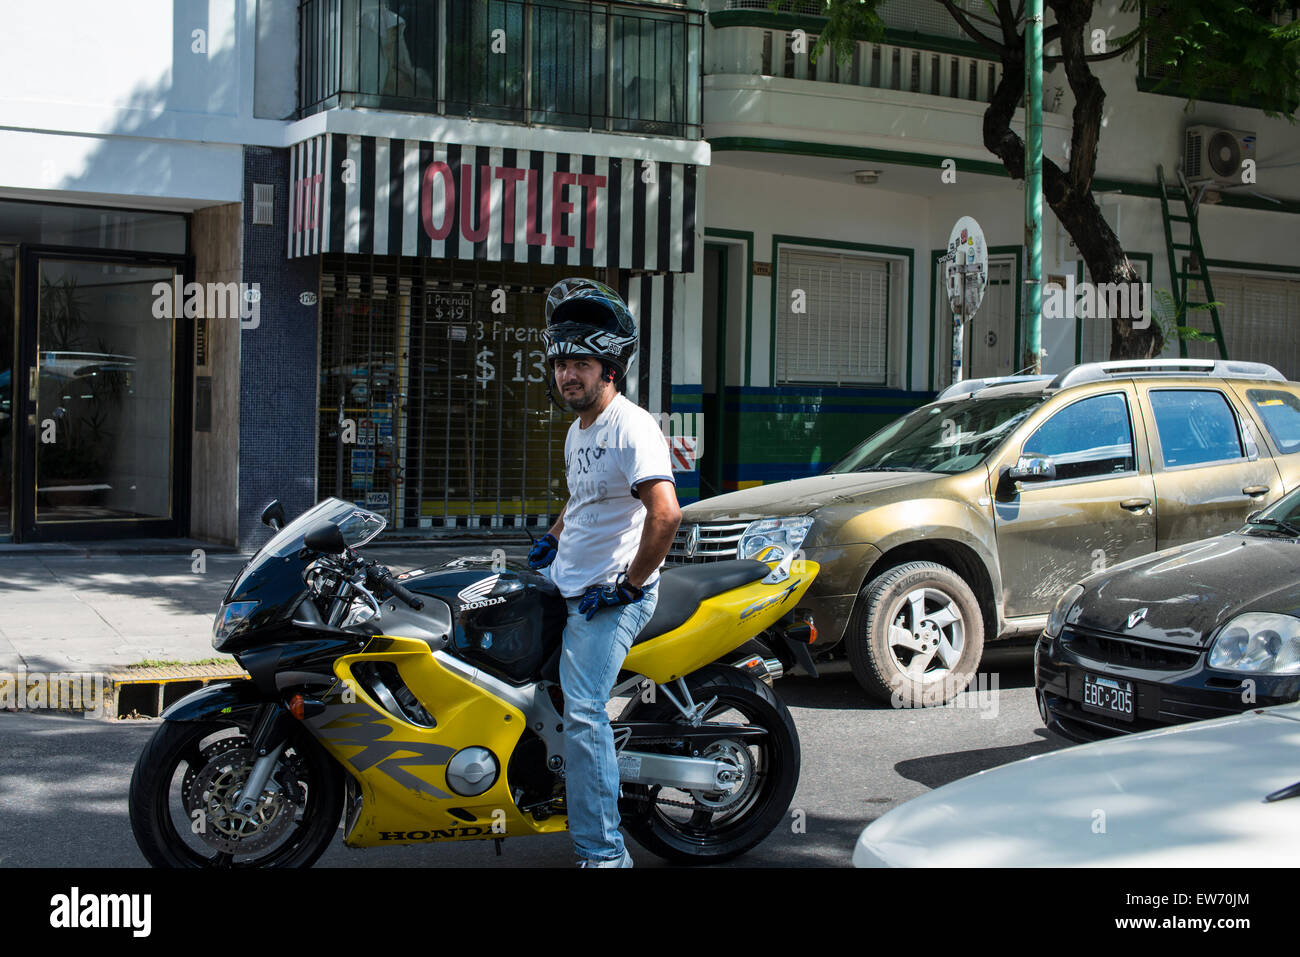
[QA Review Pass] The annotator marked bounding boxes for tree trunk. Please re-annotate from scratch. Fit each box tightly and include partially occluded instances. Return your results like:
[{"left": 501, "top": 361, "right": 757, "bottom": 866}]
[{"left": 980, "top": 5, "right": 1165, "bottom": 361}]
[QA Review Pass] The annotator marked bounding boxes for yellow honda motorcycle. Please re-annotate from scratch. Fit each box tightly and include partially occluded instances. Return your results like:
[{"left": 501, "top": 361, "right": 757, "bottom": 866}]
[{"left": 129, "top": 498, "right": 819, "bottom": 867}]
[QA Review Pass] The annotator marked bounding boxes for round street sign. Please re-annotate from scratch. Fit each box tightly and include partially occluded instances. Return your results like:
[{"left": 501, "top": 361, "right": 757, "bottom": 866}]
[{"left": 945, "top": 216, "right": 988, "bottom": 319}]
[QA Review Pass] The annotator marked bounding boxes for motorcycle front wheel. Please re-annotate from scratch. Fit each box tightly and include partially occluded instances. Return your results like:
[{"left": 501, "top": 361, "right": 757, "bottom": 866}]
[
  {"left": 129, "top": 720, "right": 344, "bottom": 868},
  {"left": 619, "top": 664, "right": 800, "bottom": 865}
]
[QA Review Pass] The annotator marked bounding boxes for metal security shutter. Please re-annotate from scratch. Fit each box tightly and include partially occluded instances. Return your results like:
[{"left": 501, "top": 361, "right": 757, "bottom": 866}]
[
  {"left": 1187, "top": 270, "right": 1300, "bottom": 380},
  {"left": 318, "top": 255, "right": 604, "bottom": 531},
  {"left": 776, "top": 248, "right": 890, "bottom": 386}
]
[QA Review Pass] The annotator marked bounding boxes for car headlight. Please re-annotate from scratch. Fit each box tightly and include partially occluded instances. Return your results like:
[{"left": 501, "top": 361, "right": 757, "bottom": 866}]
[
  {"left": 1207, "top": 613, "right": 1300, "bottom": 675},
  {"left": 212, "top": 601, "right": 259, "bottom": 648},
  {"left": 738, "top": 517, "right": 815, "bottom": 563},
  {"left": 1045, "top": 584, "right": 1084, "bottom": 638}
]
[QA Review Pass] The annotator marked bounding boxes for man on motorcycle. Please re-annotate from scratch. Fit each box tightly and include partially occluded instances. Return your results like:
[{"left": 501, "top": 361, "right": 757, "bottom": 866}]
[{"left": 528, "top": 278, "right": 682, "bottom": 868}]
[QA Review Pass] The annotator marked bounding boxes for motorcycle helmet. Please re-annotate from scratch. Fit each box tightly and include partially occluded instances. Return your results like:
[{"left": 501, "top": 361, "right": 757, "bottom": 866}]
[{"left": 542, "top": 278, "right": 638, "bottom": 382}]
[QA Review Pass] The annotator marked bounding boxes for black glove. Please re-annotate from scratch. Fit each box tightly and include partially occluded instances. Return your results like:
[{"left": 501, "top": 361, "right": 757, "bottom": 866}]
[
  {"left": 577, "top": 573, "right": 644, "bottom": 621},
  {"left": 528, "top": 533, "right": 559, "bottom": 569}
]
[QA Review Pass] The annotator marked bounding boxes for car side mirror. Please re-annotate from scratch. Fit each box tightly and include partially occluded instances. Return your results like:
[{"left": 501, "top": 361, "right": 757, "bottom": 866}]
[
  {"left": 261, "top": 499, "right": 286, "bottom": 531},
  {"left": 1008, "top": 456, "right": 1057, "bottom": 483}
]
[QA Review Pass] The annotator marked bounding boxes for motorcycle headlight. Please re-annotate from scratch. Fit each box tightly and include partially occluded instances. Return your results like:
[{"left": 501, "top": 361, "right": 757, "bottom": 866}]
[
  {"left": 212, "top": 601, "right": 259, "bottom": 648},
  {"left": 738, "top": 517, "right": 815, "bottom": 563},
  {"left": 1208, "top": 613, "right": 1300, "bottom": 675},
  {"left": 1045, "top": 584, "right": 1084, "bottom": 638}
]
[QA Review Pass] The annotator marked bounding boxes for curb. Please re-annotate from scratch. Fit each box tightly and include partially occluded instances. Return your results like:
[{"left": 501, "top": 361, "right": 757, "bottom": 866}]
[{"left": 1, "top": 664, "right": 249, "bottom": 721}]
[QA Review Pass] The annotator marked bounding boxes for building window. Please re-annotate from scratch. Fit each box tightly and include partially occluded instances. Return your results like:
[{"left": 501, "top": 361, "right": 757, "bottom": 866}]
[
  {"left": 775, "top": 247, "right": 897, "bottom": 386},
  {"left": 1184, "top": 270, "right": 1300, "bottom": 380},
  {"left": 302, "top": 0, "right": 702, "bottom": 138}
]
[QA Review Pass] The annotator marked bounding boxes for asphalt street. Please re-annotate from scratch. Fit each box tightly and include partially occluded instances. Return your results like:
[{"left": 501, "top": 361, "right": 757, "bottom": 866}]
[{"left": 0, "top": 653, "right": 1061, "bottom": 868}]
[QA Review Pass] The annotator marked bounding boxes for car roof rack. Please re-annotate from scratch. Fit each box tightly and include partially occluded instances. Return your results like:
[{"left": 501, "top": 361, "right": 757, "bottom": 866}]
[
  {"left": 1050, "top": 358, "right": 1286, "bottom": 391},
  {"left": 936, "top": 374, "right": 1054, "bottom": 401}
]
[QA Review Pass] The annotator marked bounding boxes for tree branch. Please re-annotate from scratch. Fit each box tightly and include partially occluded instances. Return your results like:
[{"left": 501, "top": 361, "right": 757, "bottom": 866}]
[
  {"left": 1044, "top": 32, "right": 1141, "bottom": 66},
  {"left": 997, "top": 0, "right": 1020, "bottom": 47},
  {"left": 935, "top": 0, "right": 1008, "bottom": 56}
]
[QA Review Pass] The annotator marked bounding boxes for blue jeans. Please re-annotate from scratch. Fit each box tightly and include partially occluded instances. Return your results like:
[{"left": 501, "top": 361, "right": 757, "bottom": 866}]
[{"left": 559, "top": 580, "right": 658, "bottom": 862}]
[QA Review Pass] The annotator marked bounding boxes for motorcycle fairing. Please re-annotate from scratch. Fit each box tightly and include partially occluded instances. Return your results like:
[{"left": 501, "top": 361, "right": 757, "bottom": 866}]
[
  {"left": 294, "top": 562, "right": 819, "bottom": 848},
  {"left": 623, "top": 561, "right": 821, "bottom": 684},
  {"left": 302, "top": 636, "right": 568, "bottom": 847}
]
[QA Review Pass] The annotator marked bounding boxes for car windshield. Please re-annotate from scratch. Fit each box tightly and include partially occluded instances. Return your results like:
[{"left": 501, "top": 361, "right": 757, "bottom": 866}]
[
  {"left": 827, "top": 395, "right": 1045, "bottom": 474},
  {"left": 1245, "top": 485, "right": 1300, "bottom": 536}
]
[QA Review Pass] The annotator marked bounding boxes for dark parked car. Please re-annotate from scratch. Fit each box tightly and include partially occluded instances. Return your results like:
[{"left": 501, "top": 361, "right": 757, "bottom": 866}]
[{"left": 1036, "top": 485, "right": 1300, "bottom": 742}]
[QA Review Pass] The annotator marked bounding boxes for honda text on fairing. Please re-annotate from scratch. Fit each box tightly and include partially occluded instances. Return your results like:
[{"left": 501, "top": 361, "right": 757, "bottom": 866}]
[{"left": 128, "top": 498, "right": 820, "bottom": 867}]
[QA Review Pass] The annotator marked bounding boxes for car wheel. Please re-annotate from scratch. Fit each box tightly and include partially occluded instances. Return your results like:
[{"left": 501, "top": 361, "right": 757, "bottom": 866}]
[{"left": 847, "top": 561, "right": 984, "bottom": 706}]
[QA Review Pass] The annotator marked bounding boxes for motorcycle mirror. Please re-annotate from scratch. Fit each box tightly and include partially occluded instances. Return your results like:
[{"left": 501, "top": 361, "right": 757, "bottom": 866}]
[
  {"left": 261, "top": 499, "right": 287, "bottom": 531},
  {"left": 303, "top": 524, "right": 346, "bottom": 554}
]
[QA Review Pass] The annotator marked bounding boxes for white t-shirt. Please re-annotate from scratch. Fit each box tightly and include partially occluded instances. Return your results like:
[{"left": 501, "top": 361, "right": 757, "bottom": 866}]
[{"left": 548, "top": 393, "right": 676, "bottom": 597}]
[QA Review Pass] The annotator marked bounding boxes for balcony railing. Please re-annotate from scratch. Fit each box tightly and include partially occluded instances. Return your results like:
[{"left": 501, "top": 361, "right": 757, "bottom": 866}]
[
  {"left": 300, "top": 0, "right": 703, "bottom": 139},
  {"left": 708, "top": 22, "right": 1020, "bottom": 106}
]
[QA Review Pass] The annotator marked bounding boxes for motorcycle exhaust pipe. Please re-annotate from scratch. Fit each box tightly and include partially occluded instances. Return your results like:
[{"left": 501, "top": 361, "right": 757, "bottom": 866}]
[{"left": 732, "top": 654, "right": 784, "bottom": 686}]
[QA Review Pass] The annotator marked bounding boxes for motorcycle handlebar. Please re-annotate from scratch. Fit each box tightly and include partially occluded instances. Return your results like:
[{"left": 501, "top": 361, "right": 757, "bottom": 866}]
[{"left": 367, "top": 565, "right": 424, "bottom": 611}]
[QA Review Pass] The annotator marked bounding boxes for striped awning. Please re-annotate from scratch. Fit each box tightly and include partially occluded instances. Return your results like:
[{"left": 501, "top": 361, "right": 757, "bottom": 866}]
[{"left": 288, "top": 134, "right": 697, "bottom": 272}]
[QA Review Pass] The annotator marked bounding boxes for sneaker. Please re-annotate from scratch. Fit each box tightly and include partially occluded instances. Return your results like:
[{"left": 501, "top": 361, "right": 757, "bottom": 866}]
[{"left": 577, "top": 849, "right": 633, "bottom": 868}]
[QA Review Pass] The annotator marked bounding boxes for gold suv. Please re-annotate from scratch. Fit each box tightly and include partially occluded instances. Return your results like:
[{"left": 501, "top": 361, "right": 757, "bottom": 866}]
[{"left": 672, "top": 359, "right": 1300, "bottom": 705}]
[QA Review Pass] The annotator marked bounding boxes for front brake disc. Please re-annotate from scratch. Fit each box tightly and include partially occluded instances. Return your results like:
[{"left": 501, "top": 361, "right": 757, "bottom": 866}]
[{"left": 182, "top": 737, "right": 298, "bottom": 854}]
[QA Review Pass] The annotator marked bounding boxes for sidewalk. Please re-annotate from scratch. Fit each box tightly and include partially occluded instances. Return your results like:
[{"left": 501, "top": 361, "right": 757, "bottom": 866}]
[{"left": 0, "top": 540, "right": 531, "bottom": 674}]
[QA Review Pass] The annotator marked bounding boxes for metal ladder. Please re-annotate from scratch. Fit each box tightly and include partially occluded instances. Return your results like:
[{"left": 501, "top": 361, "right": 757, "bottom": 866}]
[{"left": 1156, "top": 163, "right": 1228, "bottom": 359}]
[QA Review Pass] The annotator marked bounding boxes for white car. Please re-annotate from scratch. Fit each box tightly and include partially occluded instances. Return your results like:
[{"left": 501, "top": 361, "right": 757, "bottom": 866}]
[{"left": 854, "top": 702, "right": 1300, "bottom": 867}]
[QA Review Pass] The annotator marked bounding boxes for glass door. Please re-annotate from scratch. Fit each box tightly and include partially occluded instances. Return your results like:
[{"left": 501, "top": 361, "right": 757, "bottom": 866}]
[{"left": 17, "top": 255, "right": 184, "bottom": 538}]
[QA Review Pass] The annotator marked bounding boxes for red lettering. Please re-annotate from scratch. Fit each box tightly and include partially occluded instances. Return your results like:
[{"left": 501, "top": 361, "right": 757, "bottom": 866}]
[
  {"left": 494, "top": 166, "right": 526, "bottom": 241},
  {"left": 577, "top": 173, "right": 607, "bottom": 249},
  {"left": 551, "top": 171, "right": 577, "bottom": 248},
  {"left": 461, "top": 164, "right": 492, "bottom": 242},
  {"left": 525, "top": 169, "right": 547, "bottom": 246},
  {"left": 421, "top": 161, "right": 455, "bottom": 241},
  {"left": 311, "top": 173, "right": 323, "bottom": 229}
]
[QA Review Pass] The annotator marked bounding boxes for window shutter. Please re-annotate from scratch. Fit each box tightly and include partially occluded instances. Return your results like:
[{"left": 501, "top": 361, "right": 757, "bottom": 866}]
[
  {"left": 1187, "top": 271, "right": 1300, "bottom": 380},
  {"left": 776, "top": 248, "right": 890, "bottom": 386}
]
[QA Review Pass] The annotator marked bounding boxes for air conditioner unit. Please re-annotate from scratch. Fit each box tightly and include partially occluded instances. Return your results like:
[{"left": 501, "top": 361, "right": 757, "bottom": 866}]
[{"left": 1184, "top": 125, "right": 1257, "bottom": 186}]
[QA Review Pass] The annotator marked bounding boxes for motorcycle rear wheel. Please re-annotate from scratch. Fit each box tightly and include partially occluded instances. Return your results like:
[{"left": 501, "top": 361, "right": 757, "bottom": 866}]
[
  {"left": 619, "top": 665, "right": 800, "bottom": 865},
  {"left": 129, "top": 720, "right": 344, "bottom": 868}
]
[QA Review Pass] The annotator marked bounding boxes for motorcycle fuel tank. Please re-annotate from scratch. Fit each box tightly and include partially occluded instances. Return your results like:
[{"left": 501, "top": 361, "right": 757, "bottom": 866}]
[{"left": 397, "top": 558, "right": 568, "bottom": 684}]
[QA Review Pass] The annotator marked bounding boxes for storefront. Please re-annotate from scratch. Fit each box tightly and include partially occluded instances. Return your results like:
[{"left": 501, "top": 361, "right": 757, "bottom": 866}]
[
  {"left": 0, "top": 201, "right": 191, "bottom": 542},
  {"left": 287, "top": 134, "right": 699, "bottom": 530}
]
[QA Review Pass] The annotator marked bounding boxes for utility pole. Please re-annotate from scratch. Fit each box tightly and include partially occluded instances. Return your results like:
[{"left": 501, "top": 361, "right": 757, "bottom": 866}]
[{"left": 1024, "top": 0, "right": 1044, "bottom": 373}]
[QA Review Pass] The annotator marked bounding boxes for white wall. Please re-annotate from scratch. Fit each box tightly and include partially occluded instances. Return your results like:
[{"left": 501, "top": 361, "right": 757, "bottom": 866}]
[
  {"left": 700, "top": 1, "right": 1300, "bottom": 387},
  {"left": 706, "top": 162, "right": 943, "bottom": 391},
  {"left": 707, "top": 160, "right": 1300, "bottom": 390},
  {"left": 0, "top": 0, "right": 283, "bottom": 208}
]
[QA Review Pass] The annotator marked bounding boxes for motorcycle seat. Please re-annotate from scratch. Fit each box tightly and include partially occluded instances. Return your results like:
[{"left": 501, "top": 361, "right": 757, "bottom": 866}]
[{"left": 634, "top": 559, "right": 770, "bottom": 645}]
